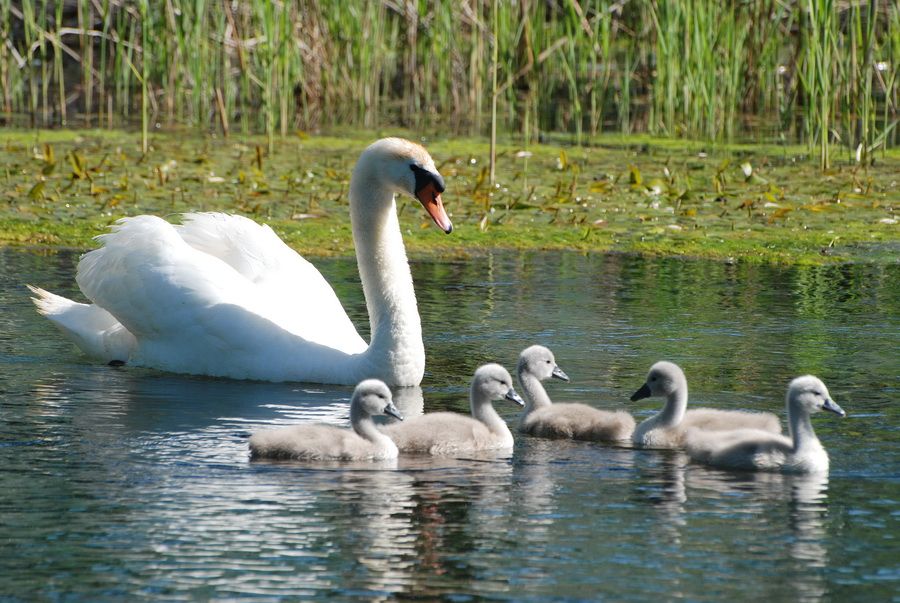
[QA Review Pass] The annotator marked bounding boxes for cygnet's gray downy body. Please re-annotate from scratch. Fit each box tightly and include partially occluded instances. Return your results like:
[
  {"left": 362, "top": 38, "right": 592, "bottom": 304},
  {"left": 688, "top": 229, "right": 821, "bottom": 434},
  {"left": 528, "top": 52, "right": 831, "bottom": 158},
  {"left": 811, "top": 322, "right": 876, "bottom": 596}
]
[
  {"left": 685, "top": 375, "right": 845, "bottom": 473},
  {"left": 630, "top": 361, "right": 782, "bottom": 449},
  {"left": 249, "top": 379, "right": 403, "bottom": 461},
  {"left": 381, "top": 363, "right": 524, "bottom": 455},
  {"left": 517, "top": 345, "right": 635, "bottom": 442}
]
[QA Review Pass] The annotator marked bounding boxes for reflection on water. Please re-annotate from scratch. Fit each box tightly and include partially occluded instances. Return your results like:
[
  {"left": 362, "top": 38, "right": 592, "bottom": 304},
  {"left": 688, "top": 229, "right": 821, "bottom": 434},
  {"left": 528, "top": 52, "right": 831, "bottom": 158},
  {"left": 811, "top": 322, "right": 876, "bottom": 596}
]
[{"left": 1, "top": 247, "right": 898, "bottom": 600}]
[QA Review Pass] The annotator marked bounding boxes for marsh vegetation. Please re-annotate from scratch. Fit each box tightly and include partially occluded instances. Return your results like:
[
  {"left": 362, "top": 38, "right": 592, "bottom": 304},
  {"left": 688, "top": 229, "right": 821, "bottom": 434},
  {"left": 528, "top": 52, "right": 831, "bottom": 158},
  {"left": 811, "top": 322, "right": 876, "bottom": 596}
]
[
  {"left": 2, "top": 1, "right": 897, "bottom": 168},
  {"left": 2, "top": 129, "right": 897, "bottom": 263}
]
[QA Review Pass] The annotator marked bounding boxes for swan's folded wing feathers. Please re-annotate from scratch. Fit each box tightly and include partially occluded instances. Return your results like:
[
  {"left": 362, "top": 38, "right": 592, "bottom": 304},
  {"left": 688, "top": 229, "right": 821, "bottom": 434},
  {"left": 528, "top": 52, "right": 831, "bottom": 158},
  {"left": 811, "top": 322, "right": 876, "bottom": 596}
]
[
  {"left": 177, "top": 212, "right": 364, "bottom": 350},
  {"left": 76, "top": 214, "right": 365, "bottom": 357}
]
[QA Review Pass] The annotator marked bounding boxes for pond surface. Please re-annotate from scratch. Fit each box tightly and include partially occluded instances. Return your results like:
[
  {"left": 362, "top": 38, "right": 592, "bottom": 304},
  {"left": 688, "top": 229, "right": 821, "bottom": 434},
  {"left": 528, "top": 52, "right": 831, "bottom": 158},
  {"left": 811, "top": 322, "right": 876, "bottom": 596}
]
[{"left": 1, "top": 247, "right": 898, "bottom": 601}]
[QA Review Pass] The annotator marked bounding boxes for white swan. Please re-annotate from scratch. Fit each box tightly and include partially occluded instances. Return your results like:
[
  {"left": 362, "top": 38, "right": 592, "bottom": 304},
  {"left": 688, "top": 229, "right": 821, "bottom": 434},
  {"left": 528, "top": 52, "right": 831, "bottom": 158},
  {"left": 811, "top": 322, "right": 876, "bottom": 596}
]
[
  {"left": 517, "top": 345, "right": 635, "bottom": 442},
  {"left": 685, "top": 375, "right": 845, "bottom": 473},
  {"left": 630, "top": 361, "right": 781, "bottom": 449},
  {"left": 381, "top": 363, "right": 524, "bottom": 455},
  {"left": 29, "top": 138, "right": 451, "bottom": 385},
  {"left": 249, "top": 379, "right": 404, "bottom": 461}
]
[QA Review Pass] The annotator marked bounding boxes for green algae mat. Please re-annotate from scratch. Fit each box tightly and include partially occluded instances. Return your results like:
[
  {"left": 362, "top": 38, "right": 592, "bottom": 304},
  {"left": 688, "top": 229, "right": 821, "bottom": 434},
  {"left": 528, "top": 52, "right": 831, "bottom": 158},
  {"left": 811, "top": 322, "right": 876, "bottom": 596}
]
[{"left": 2, "top": 129, "right": 897, "bottom": 264}]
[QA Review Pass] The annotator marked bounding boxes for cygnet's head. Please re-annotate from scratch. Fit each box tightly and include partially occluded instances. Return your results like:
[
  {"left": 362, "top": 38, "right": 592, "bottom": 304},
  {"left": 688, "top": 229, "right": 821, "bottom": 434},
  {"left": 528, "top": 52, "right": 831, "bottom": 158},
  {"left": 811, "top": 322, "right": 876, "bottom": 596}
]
[
  {"left": 630, "top": 361, "right": 686, "bottom": 401},
  {"left": 356, "top": 138, "right": 452, "bottom": 233},
  {"left": 471, "top": 363, "right": 525, "bottom": 406},
  {"left": 352, "top": 379, "right": 404, "bottom": 421},
  {"left": 787, "top": 375, "right": 845, "bottom": 418},
  {"left": 517, "top": 345, "right": 570, "bottom": 382}
]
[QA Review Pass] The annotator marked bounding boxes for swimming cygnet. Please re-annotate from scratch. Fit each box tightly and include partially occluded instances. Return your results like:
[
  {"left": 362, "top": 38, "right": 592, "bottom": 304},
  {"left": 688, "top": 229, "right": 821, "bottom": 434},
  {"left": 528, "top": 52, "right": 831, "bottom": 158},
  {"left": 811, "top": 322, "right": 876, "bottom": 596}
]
[
  {"left": 249, "top": 379, "right": 403, "bottom": 461},
  {"left": 381, "top": 363, "right": 524, "bottom": 455},
  {"left": 685, "top": 375, "right": 845, "bottom": 473},
  {"left": 517, "top": 345, "right": 635, "bottom": 442},
  {"left": 630, "top": 361, "right": 781, "bottom": 449}
]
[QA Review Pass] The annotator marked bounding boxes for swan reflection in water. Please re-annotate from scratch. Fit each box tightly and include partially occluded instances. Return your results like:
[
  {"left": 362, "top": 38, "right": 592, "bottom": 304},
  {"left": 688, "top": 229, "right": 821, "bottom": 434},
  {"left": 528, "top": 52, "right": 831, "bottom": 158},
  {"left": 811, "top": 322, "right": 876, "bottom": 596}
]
[{"left": 685, "top": 467, "right": 830, "bottom": 602}]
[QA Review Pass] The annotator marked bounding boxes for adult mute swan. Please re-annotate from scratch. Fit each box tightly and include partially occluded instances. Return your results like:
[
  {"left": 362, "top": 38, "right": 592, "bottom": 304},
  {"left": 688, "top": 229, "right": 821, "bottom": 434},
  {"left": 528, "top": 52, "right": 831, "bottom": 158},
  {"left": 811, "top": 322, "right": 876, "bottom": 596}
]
[
  {"left": 29, "top": 138, "right": 451, "bottom": 385},
  {"left": 630, "top": 361, "right": 781, "bottom": 449},
  {"left": 685, "top": 376, "right": 845, "bottom": 473},
  {"left": 517, "top": 345, "right": 635, "bottom": 442},
  {"left": 249, "top": 379, "right": 404, "bottom": 461},
  {"left": 381, "top": 363, "right": 525, "bottom": 455}
]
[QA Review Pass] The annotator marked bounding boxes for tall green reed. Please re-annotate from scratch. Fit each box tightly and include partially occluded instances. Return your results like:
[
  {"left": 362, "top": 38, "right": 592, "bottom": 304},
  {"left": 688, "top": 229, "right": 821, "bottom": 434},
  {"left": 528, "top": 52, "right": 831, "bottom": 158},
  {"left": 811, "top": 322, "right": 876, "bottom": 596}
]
[{"left": 2, "top": 0, "right": 895, "bottom": 168}]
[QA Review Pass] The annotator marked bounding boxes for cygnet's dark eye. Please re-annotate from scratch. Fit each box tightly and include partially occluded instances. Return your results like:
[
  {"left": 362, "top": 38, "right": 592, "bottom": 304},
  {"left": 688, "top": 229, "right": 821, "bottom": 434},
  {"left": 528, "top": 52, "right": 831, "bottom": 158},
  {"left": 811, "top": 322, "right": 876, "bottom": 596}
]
[{"left": 546, "top": 360, "right": 552, "bottom": 364}]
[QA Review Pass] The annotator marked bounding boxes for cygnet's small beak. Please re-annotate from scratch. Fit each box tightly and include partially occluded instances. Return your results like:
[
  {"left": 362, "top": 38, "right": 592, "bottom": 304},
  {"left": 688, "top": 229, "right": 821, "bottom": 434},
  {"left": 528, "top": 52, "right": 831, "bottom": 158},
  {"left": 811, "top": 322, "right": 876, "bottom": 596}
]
[
  {"left": 630, "top": 383, "right": 651, "bottom": 402},
  {"left": 416, "top": 181, "right": 453, "bottom": 234},
  {"left": 552, "top": 366, "right": 570, "bottom": 381},
  {"left": 505, "top": 387, "right": 526, "bottom": 407},
  {"left": 823, "top": 398, "right": 846, "bottom": 417},
  {"left": 384, "top": 403, "right": 404, "bottom": 421}
]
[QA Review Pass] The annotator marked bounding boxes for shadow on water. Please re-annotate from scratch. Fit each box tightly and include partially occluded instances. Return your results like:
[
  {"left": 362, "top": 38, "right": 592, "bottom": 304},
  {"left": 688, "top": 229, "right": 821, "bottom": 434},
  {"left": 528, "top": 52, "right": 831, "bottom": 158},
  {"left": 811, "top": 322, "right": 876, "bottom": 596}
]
[{"left": 1, "top": 247, "right": 898, "bottom": 600}]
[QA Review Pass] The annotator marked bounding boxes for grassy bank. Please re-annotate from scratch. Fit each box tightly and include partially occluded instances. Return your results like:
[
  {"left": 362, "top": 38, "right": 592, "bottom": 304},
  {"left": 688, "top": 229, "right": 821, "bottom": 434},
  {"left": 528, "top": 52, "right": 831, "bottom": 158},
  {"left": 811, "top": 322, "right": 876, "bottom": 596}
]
[{"left": 1, "top": 129, "right": 897, "bottom": 264}]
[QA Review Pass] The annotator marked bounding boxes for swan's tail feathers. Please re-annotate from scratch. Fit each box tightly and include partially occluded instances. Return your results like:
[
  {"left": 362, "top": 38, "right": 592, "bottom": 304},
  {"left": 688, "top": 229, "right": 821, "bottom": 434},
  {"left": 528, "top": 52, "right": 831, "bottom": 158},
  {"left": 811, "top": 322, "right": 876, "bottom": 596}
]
[{"left": 28, "top": 285, "right": 136, "bottom": 363}]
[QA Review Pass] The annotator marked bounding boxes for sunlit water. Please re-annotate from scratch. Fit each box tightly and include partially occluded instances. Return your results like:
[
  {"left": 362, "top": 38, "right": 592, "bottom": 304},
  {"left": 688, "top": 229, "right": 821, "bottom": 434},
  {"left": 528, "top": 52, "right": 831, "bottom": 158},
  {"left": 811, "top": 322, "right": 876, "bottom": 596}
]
[{"left": 1, "top": 248, "right": 897, "bottom": 601}]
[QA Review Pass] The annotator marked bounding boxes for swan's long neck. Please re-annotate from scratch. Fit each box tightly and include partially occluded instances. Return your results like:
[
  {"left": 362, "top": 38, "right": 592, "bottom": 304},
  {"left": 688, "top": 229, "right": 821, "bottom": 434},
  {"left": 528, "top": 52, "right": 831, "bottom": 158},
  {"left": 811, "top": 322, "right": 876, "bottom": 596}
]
[
  {"left": 350, "top": 165, "right": 424, "bottom": 384},
  {"left": 470, "top": 390, "right": 509, "bottom": 436},
  {"left": 658, "top": 380, "right": 688, "bottom": 427},
  {"left": 351, "top": 407, "right": 398, "bottom": 451},
  {"left": 519, "top": 369, "right": 552, "bottom": 413},
  {"left": 788, "top": 402, "right": 819, "bottom": 454}
]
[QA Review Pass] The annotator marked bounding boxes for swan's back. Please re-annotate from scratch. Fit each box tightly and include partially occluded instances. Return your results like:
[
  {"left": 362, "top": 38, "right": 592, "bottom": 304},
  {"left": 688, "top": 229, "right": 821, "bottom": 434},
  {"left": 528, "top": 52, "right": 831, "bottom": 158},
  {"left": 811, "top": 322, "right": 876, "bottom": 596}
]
[
  {"left": 633, "top": 409, "right": 780, "bottom": 449},
  {"left": 250, "top": 424, "right": 392, "bottom": 461},
  {"left": 682, "top": 408, "right": 781, "bottom": 434},
  {"left": 521, "top": 403, "right": 635, "bottom": 442},
  {"left": 685, "top": 428, "right": 795, "bottom": 471},
  {"left": 381, "top": 413, "right": 506, "bottom": 455}
]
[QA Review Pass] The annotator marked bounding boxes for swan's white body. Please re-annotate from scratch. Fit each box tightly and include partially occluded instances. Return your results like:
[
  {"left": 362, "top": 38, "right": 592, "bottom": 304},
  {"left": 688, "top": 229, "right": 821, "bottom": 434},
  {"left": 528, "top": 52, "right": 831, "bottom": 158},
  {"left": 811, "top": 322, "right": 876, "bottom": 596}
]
[
  {"left": 249, "top": 379, "right": 404, "bottom": 461},
  {"left": 685, "top": 376, "right": 845, "bottom": 473},
  {"left": 29, "top": 138, "right": 451, "bottom": 385},
  {"left": 381, "top": 364, "right": 524, "bottom": 455},
  {"left": 517, "top": 345, "right": 635, "bottom": 442},
  {"left": 630, "top": 361, "right": 782, "bottom": 449}
]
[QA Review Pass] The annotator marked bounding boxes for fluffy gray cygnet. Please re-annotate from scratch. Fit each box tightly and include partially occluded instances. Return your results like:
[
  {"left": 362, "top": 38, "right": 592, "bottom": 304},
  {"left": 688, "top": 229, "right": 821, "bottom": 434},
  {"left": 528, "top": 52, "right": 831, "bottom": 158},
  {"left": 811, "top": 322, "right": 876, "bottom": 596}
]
[
  {"left": 381, "top": 363, "right": 524, "bottom": 455},
  {"left": 630, "top": 361, "right": 781, "bottom": 449},
  {"left": 685, "top": 375, "right": 845, "bottom": 473},
  {"left": 249, "top": 379, "right": 403, "bottom": 461},
  {"left": 517, "top": 345, "right": 634, "bottom": 442}
]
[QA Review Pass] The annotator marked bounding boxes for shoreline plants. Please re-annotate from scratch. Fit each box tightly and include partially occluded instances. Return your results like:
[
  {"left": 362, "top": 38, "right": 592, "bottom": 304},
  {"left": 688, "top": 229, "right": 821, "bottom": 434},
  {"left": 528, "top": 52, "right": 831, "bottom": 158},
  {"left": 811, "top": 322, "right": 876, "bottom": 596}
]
[{"left": 1, "top": 1, "right": 897, "bottom": 166}]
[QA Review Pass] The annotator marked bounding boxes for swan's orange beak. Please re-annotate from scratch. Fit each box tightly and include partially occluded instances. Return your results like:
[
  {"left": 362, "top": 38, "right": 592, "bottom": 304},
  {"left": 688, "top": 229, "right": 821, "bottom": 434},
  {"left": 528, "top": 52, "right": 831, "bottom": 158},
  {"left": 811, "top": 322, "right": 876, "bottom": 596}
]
[{"left": 417, "top": 182, "right": 452, "bottom": 234}]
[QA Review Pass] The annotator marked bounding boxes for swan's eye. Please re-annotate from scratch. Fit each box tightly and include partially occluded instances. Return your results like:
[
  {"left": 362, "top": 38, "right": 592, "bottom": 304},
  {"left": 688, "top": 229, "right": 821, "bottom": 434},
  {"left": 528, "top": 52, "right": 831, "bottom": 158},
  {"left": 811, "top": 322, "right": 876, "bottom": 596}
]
[
  {"left": 546, "top": 360, "right": 552, "bottom": 364},
  {"left": 410, "top": 163, "right": 446, "bottom": 194}
]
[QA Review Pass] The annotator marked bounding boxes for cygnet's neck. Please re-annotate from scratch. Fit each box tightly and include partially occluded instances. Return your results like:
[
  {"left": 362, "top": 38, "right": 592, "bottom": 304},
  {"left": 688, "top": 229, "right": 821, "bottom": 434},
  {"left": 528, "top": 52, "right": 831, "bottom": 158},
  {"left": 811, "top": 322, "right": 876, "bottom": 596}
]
[
  {"left": 349, "top": 165, "right": 424, "bottom": 384},
  {"left": 657, "top": 380, "right": 688, "bottom": 427},
  {"left": 470, "top": 388, "right": 510, "bottom": 437},
  {"left": 788, "top": 402, "right": 820, "bottom": 454},
  {"left": 518, "top": 368, "right": 553, "bottom": 413},
  {"left": 351, "top": 406, "right": 398, "bottom": 451}
]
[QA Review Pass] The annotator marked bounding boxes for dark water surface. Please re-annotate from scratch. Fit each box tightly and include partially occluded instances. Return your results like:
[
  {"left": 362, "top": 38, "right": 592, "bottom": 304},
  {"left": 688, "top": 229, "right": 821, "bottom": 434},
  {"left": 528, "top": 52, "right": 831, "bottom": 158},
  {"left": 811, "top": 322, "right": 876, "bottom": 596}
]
[{"left": 1, "top": 248, "right": 897, "bottom": 601}]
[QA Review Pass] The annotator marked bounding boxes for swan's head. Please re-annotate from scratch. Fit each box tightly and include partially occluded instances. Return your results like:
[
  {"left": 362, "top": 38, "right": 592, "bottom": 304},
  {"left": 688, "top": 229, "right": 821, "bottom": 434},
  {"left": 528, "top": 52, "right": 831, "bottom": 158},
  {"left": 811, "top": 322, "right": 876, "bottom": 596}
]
[
  {"left": 352, "top": 379, "right": 404, "bottom": 421},
  {"left": 630, "top": 360, "right": 686, "bottom": 401},
  {"left": 471, "top": 363, "right": 525, "bottom": 407},
  {"left": 356, "top": 137, "right": 452, "bottom": 234},
  {"left": 517, "top": 345, "right": 569, "bottom": 382},
  {"left": 787, "top": 375, "right": 845, "bottom": 418}
]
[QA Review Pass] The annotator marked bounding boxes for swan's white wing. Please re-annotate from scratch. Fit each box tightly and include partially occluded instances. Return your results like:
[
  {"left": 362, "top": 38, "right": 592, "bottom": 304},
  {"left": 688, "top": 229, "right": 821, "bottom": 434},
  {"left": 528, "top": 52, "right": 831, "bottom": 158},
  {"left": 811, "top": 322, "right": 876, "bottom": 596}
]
[
  {"left": 176, "top": 212, "right": 364, "bottom": 349},
  {"left": 76, "top": 215, "right": 366, "bottom": 355}
]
